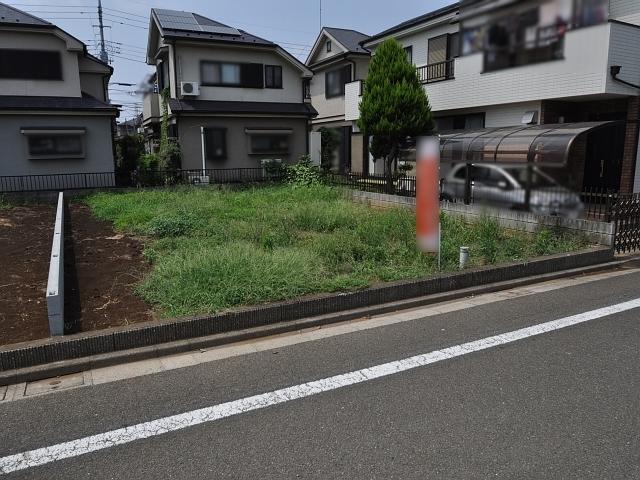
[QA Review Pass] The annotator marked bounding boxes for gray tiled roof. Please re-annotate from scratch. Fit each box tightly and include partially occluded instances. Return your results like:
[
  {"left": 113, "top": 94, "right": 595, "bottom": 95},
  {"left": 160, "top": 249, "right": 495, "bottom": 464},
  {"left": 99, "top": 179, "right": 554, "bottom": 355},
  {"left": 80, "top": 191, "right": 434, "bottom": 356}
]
[
  {"left": 0, "top": 94, "right": 117, "bottom": 112},
  {"left": 151, "top": 8, "right": 274, "bottom": 47},
  {"left": 365, "top": 2, "right": 459, "bottom": 44},
  {"left": 324, "top": 28, "right": 370, "bottom": 54},
  {"left": 169, "top": 99, "right": 318, "bottom": 117},
  {"left": 0, "top": 1, "right": 51, "bottom": 27}
]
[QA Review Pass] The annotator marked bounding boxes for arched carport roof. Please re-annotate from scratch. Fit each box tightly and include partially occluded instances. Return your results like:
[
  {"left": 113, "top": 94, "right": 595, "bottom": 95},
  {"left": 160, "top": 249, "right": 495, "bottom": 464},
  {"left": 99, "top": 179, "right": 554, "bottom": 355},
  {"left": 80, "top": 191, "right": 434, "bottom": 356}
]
[{"left": 439, "top": 121, "right": 623, "bottom": 166}]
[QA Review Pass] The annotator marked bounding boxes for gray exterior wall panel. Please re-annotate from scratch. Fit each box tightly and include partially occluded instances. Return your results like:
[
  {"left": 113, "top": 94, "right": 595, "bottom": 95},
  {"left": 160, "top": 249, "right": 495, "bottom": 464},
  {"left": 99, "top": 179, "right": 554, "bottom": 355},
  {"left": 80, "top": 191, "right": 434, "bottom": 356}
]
[
  {"left": 0, "top": 114, "right": 115, "bottom": 176},
  {"left": 177, "top": 116, "right": 308, "bottom": 170}
]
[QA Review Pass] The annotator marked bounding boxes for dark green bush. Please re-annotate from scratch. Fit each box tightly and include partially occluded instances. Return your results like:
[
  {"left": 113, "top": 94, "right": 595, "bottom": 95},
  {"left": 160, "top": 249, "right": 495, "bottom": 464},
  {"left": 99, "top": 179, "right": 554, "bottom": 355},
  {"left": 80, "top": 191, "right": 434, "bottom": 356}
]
[{"left": 287, "top": 155, "right": 322, "bottom": 187}]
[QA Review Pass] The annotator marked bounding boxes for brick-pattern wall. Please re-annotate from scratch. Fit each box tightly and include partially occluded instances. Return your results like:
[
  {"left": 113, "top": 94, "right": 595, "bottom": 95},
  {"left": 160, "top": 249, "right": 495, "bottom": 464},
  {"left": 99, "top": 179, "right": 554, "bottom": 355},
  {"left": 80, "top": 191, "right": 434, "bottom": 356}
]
[
  {"left": 620, "top": 96, "right": 640, "bottom": 193},
  {"left": 540, "top": 97, "right": 636, "bottom": 192}
]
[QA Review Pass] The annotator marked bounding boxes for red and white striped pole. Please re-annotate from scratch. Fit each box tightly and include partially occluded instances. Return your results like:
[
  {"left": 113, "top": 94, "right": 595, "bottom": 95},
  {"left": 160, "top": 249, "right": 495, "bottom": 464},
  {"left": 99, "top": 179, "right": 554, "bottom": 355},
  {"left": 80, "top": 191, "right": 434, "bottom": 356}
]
[{"left": 416, "top": 137, "right": 441, "bottom": 265}]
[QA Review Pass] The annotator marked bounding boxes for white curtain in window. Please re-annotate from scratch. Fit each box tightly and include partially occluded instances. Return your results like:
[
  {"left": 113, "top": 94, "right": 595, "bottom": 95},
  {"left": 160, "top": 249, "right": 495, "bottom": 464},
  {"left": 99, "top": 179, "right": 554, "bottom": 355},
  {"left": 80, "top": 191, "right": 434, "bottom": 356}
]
[{"left": 221, "top": 63, "right": 240, "bottom": 84}]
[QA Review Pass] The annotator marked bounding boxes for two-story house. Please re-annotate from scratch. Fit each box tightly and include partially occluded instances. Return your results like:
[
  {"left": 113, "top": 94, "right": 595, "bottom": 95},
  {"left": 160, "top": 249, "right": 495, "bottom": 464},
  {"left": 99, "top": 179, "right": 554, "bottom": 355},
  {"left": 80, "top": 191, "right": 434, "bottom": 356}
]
[
  {"left": 0, "top": 2, "right": 117, "bottom": 188},
  {"left": 306, "top": 27, "right": 370, "bottom": 173},
  {"left": 351, "top": 0, "right": 640, "bottom": 193},
  {"left": 143, "top": 9, "right": 316, "bottom": 171}
]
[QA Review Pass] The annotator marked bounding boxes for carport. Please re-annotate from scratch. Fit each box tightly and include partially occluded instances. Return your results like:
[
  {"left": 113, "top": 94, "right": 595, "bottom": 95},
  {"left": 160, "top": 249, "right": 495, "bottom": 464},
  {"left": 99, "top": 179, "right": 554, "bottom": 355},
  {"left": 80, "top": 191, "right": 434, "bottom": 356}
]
[{"left": 438, "top": 121, "right": 624, "bottom": 207}]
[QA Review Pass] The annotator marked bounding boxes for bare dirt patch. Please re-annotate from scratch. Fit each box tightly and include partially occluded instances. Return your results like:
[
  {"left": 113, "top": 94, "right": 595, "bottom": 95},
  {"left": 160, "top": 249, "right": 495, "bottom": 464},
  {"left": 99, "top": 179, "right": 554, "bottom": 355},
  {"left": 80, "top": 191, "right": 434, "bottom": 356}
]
[
  {"left": 65, "top": 203, "right": 154, "bottom": 334},
  {"left": 0, "top": 202, "right": 153, "bottom": 346},
  {"left": 0, "top": 204, "right": 55, "bottom": 344}
]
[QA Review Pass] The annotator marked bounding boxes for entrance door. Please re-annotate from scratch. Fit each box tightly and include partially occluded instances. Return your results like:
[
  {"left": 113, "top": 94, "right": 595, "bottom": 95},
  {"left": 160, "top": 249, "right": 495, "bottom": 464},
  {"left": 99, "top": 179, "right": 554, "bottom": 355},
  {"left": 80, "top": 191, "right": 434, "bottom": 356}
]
[{"left": 583, "top": 125, "right": 625, "bottom": 190}]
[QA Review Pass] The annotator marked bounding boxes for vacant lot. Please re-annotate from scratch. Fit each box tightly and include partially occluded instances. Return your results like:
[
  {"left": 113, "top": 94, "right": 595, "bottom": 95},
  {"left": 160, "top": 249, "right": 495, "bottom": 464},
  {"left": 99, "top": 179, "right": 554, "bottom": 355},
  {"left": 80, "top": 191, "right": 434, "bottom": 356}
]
[
  {"left": 0, "top": 201, "right": 55, "bottom": 343},
  {"left": 0, "top": 197, "right": 152, "bottom": 345},
  {"left": 86, "top": 185, "right": 588, "bottom": 318}
]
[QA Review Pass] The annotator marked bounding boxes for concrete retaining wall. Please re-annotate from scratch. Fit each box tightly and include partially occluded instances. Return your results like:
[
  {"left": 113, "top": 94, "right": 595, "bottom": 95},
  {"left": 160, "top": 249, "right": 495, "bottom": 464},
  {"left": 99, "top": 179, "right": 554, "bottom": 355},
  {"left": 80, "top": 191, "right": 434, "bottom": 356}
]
[
  {"left": 46, "top": 192, "right": 64, "bottom": 336},
  {"left": 347, "top": 190, "right": 616, "bottom": 246}
]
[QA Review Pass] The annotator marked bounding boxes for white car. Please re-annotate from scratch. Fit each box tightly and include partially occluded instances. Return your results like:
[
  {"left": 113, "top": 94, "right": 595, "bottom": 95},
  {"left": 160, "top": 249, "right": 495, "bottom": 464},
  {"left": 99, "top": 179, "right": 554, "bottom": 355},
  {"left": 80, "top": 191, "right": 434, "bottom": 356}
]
[{"left": 441, "top": 164, "right": 584, "bottom": 218}]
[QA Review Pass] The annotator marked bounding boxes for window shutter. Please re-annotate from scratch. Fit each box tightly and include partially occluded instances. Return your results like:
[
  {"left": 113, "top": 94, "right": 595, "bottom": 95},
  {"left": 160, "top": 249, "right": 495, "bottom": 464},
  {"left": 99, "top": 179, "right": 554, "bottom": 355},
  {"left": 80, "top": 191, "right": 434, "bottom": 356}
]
[
  {"left": 428, "top": 35, "right": 448, "bottom": 64},
  {"left": 0, "top": 49, "right": 62, "bottom": 80},
  {"left": 241, "top": 63, "right": 264, "bottom": 88}
]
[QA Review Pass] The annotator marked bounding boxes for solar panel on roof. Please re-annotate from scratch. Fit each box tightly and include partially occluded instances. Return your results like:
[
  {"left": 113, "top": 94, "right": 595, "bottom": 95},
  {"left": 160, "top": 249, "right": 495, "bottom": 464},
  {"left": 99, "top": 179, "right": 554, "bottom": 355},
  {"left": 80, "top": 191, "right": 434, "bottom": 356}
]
[
  {"left": 154, "top": 9, "right": 241, "bottom": 36},
  {"left": 200, "top": 25, "right": 241, "bottom": 36}
]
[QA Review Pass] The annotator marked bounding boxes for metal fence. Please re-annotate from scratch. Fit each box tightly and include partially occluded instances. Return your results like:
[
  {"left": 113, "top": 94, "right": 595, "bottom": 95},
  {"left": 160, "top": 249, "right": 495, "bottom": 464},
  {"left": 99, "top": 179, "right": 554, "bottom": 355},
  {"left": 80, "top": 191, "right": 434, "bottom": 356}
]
[
  {"left": 612, "top": 192, "right": 640, "bottom": 254},
  {"left": 4, "top": 168, "right": 640, "bottom": 252},
  {"left": 0, "top": 168, "right": 285, "bottom": 193},
  {"left": 0, "top": 172, "right": 117, "bottom": 193},
  {"left": 324, "top": 172, "right": 417, "bottom": 196},
  {"left": 324, "top": 172, "right": 624, "bottom": 223}
]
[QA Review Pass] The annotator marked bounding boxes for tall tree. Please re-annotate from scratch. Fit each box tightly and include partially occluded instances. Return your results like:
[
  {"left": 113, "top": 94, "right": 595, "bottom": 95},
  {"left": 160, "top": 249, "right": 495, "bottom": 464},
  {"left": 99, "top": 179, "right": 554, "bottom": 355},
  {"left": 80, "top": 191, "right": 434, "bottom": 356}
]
[{"left": 358, "top": 38, "right": 434, "bottom": 190}]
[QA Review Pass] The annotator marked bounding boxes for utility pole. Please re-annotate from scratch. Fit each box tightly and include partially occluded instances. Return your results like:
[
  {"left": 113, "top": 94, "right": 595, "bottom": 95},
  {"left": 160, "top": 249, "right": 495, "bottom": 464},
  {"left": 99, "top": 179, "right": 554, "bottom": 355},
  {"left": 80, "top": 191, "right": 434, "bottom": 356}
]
[
  {"left": 97, "top": 0, "right": 109, "bottom": 64},
  {"left": 319, "top": 0, "right": 322, "bottom": 29}
]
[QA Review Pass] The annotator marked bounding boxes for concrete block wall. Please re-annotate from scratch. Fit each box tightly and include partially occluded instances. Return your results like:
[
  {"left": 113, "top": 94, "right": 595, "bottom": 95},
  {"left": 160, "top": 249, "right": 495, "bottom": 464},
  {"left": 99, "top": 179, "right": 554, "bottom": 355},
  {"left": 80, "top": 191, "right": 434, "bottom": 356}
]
[{"left": 347, "top": 190, "right": 615, "bottom": 246}]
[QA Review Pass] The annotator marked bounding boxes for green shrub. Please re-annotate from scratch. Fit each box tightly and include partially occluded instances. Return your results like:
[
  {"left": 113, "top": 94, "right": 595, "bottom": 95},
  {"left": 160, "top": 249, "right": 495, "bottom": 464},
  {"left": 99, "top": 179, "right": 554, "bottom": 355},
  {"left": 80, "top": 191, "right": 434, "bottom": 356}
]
[
  {"left": 139, "top": 153, "right": 159, "bottom": 171},
  {"left": 287, "top": 155, "right": 322, "bottom": 187},
  {"left": 115, "top": 134, "right": 145, "bottom": 173},
  {"left": 262, "top": 159, "right": 287, "bottom": 179},
  {"left": 0, "top": 195, "right": 9, "bottom": 210}
]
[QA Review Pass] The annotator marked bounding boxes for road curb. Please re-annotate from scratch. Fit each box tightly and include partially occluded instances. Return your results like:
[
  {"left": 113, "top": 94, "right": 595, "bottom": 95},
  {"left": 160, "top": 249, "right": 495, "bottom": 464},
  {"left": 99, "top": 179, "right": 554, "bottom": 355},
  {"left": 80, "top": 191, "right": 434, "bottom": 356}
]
[{"left": 1, "top": 252, "right": 635, "bottom": 386}]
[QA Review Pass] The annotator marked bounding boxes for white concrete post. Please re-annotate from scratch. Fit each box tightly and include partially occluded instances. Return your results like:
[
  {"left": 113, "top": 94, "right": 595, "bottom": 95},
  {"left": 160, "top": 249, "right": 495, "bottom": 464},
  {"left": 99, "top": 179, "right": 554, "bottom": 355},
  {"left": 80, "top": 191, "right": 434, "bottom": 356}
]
[{"left": 46, "top": 192, "right": 65, "bottom": 336}]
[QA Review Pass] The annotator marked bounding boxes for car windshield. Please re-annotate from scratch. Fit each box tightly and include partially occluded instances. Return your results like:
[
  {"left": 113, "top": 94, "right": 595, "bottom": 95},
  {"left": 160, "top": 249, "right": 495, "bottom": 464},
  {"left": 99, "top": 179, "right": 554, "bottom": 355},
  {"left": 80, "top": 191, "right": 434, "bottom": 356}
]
[{"left": 503, "top": 168, "right": 557, "bottom": 188}]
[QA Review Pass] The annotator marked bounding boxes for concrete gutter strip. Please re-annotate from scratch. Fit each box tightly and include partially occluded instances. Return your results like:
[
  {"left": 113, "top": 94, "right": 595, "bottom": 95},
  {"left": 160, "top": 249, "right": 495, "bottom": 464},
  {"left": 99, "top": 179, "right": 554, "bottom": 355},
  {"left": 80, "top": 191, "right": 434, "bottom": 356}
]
[
  {"left": 347, "top": 190, "right": 616, "bottom": 246},
  {"left": 0, "top": 246, "right": 614, "bottom": 380},
  {"left": 0, "top": 253, "right": 632, "bottom": 387},
  {"left": 46, "top": 192, "right": 64, "bottom": 337}
]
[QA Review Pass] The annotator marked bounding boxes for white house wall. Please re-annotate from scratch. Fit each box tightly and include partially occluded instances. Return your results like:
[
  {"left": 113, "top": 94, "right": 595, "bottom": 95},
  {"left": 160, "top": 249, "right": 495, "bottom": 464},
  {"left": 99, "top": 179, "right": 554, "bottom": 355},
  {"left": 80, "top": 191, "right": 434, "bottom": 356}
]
[
  {"left": 610, "top": 0, "right": 640, "bottom": 25},
  {"left": 311, "top": 57, "right": 369, "bottom": 124},
  {"left": 606, "top": 21, "right": 640, "bottom": 96},
  {"left": 424, "top": 24, "right": 611, "bottom": 111},
  {"left": 311, "top": 34, "right": 347, "bottom": 63},
  {"left": 344, "top": 81, "right": 361, "bottom": 121},
  {"left": 392, "top": 22, "right": 459, "bottom": 67}
]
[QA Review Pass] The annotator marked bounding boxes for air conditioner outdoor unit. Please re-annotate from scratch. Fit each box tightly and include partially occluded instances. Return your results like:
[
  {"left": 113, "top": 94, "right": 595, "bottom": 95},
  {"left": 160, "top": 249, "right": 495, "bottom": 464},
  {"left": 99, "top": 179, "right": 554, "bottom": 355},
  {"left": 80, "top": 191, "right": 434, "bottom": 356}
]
[
  {"left": 188, "top": 174, "right": 210, "bottom": 185},
  {"left": 181, "top": 82, "right": 200, "bottom": 97}
]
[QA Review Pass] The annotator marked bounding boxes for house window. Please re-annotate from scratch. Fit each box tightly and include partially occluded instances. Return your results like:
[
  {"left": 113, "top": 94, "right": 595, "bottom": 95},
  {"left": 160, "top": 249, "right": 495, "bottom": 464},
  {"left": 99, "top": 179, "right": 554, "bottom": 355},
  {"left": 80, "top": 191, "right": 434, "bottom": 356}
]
[
  {"left": 200, "top": 61, "right": 263, "bottom": 88},
  {"left": 0, "top": 49, "right": 62, "bottom": 80},
  {"left": 21, "top": 129, "right": 85, "bottom": 159},
  {"left": 265, "top": 65, "right": 283, "bottom": 89},
  {"left": 404, "top": 46, "right": 413, "bottom": 64},
  {"left": 325, "top": 65, "right": 351, "bottom": 99},
  {"left": 326, "top": 40, "right": 332, "bottom": 52},
  {"left": 303, "top": 78, "right": 311, "bottom": 100},
  {"left": 246, "top": 129, "right": 291, "bottom": 155},
  {"left": 204, "top": 128, "right": 227, "bottom": 160},
  {"left": 157, "top": 60, "right": 170, "bottom": 91}
]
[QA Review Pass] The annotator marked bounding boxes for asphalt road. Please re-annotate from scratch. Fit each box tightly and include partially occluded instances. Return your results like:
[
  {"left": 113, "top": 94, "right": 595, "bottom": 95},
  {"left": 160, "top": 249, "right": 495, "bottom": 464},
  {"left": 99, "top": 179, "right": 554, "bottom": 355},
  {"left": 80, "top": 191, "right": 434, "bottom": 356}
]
[{"left": 1, "top": 270, "right": 639, "bottom": 479}]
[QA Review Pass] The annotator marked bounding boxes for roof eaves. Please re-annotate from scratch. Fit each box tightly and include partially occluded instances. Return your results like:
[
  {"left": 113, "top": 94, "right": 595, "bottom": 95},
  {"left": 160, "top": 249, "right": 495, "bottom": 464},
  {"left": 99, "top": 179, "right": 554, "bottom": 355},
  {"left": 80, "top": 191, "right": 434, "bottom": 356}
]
[{"left": 363, "top": 2, "right": 459, "bottom": 46}]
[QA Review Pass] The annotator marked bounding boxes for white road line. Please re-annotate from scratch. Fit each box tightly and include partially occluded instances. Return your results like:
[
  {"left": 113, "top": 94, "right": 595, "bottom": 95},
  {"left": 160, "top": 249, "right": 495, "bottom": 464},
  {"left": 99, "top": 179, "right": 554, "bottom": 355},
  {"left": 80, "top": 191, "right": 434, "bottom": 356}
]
[{"left": 1, "top": 298, "right": 639, "bottom": 475}]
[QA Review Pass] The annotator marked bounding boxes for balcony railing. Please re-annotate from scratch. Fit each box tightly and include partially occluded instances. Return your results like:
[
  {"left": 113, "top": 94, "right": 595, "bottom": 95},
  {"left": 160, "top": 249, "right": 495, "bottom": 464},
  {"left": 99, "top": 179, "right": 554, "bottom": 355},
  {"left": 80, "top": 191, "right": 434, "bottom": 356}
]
[{"left": 417, "top": 59, "right": 455, "bottom": 84}]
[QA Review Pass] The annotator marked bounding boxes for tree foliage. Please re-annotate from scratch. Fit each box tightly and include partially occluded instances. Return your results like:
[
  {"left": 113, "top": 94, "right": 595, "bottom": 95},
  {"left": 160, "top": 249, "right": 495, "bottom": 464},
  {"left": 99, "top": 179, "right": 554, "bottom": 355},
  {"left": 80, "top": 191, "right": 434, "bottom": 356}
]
[
  {"left": 319, "top": 127, "right": 340, "bottom": 172},
  {"left": 358, "top": 38, "right": 434, "bottom": 180}
]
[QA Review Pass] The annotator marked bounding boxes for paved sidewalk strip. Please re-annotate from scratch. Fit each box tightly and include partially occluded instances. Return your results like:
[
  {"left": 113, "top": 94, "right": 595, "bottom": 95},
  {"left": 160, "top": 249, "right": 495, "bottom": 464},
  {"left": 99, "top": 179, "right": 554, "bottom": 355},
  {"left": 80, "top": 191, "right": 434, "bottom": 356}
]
[{"left": 1, "top": 297, "right": 639, "bottom": 475}]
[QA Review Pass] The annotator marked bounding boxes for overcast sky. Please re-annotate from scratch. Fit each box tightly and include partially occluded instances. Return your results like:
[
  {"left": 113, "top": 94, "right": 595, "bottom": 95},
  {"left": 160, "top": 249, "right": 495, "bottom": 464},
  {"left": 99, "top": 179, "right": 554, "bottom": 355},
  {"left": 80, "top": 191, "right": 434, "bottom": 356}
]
[{"left": 13, "top": 0, "right": 451, "bottom": 118}]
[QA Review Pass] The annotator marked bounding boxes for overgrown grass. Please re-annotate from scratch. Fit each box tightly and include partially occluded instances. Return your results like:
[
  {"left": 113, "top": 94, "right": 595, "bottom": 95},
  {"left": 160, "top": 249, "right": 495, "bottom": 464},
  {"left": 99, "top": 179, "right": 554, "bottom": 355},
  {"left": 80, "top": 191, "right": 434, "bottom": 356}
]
[{"left": 85, "top": 185, "right": 588, "bottom": 317}]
